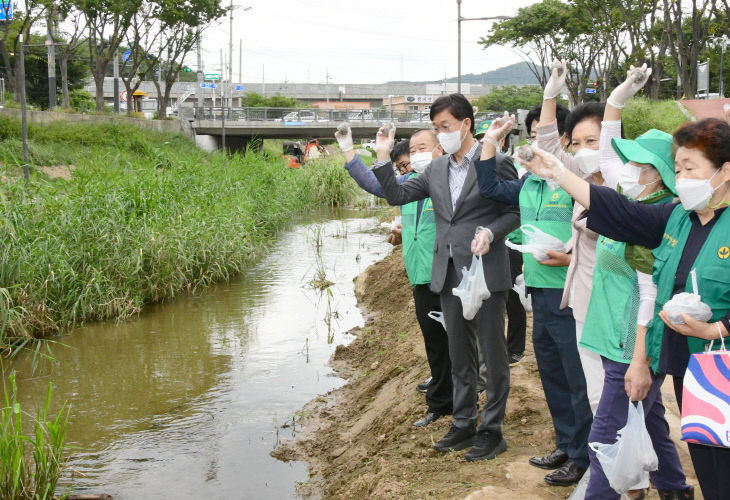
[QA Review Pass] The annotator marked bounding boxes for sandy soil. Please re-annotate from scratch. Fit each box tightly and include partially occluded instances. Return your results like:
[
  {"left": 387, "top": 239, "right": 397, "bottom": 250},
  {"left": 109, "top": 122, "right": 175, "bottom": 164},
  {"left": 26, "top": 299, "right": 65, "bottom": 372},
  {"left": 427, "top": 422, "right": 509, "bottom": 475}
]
[{"left": 272, "top": 248, "right": 700, "bottom": 499}]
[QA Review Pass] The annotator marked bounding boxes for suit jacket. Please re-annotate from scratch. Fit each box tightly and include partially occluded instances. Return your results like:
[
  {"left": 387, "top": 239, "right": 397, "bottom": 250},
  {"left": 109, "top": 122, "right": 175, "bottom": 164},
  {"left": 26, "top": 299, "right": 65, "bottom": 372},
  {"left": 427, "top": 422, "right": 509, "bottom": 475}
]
[{"left": 374, "top": 146, "right": 520, "bottom": 294}]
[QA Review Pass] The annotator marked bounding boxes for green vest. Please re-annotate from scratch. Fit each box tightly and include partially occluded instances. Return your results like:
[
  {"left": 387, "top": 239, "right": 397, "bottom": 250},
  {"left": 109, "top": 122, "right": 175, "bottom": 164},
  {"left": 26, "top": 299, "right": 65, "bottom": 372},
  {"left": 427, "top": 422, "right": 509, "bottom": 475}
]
[
  {"left": 647, "top": 205, "right": 730, "bottom": 372},
  {"left": 518, "top": 176, "right": 573, "bottom": 288},
  {"left": 581, "top": 192, "right": 675, "bottom": 363},
  {"left": 401, "top": 173, "right": 436, "bottom": 286}
]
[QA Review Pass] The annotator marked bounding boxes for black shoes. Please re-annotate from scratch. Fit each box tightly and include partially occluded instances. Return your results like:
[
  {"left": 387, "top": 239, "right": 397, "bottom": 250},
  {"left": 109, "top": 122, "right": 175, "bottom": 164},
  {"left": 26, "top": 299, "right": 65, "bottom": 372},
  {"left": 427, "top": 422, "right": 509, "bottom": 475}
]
[
  {"left": 658, "top": 486, "right": 695, "bottom": 500},
  {"left": 509, "top": 352, "right": 524, "bottom": 365},
  {"left": 412, "top": 412, "right": 443, "bottom": 427},
  {"left": 416, "top": 376, "right": 433, "bottom": 393},
  {"left": 464, "top": 431, "right": 507, "bottom": 462},
  {"left": 529, "top": 448, "right": 569, "bottom": 469},
  {"left": 543, "top": 460, "right": 586, "bottom": 486},
  {"left": 433, "top": 424, "right": 476, "bottom": 452}
]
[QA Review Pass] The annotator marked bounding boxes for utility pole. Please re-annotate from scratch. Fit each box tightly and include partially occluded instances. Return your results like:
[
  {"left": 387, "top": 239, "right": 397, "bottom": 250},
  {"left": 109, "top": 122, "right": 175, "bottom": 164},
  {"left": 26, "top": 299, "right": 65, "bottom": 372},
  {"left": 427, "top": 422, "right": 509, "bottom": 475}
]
[
  {"left": 239, "top": 39, "right": 242, "bottom": 83},
  {"left": 721, "top": 36, "right": 729, "bottom": 98},
  {"left": 196, "top": 28, "right": 203, "bottom": 112},
  {"left": 262, "top": 64, "right": 265, "bottom": 95},
  {"left": 228, "top": 0, "right": 233, "bottom": 108},
  {"left": 46, "top": 5, "right": 57, "bottom": 110},
  {"left": 326, "top": 68, "right": 329, "bottom": 108},
  {"left": 113, "top": 48, "right": 120, "bottom": 113},
  {"left": 18, "top": 34, "right": 29, "bottom": 179}
]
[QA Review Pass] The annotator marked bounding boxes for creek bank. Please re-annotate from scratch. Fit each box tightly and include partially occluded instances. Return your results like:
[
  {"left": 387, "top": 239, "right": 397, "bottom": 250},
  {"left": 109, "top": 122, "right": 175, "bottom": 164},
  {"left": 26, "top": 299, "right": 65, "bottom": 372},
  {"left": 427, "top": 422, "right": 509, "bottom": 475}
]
[{"left": 273, "top": 249, "right": 699, "bottom": 499}]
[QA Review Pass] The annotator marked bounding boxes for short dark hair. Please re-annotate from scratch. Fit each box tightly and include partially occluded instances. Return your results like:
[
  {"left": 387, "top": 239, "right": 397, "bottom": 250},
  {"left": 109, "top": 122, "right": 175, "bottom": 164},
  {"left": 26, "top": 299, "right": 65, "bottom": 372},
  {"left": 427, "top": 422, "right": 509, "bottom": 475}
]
[
  {"left": 429, "top": 93, "right": 475, "bottom": 133},
  {"left": 526, "top": 103, "right": 569, "bottom": 136},
  {"left": 564, "top": 102, "right": 606, "bottom": 140},
  {"left": 391, "top": 140, "right": 411, "bottom": 162},
  {"left": 674, "top": 118, "right": 730, "bottom": 170}
]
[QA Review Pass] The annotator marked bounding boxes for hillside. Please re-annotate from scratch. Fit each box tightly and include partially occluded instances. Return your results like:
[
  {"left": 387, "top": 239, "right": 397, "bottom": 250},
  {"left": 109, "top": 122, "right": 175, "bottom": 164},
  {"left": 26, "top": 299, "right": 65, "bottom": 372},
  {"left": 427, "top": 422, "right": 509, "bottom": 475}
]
[{"left": 388, "top": 62, "right": 542, "bottom": 86}]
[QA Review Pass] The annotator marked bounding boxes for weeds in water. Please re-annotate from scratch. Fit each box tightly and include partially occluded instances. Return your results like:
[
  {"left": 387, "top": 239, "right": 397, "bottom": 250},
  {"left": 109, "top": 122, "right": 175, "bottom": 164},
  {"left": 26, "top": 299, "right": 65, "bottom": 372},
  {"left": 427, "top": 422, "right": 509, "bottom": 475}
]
[
  {"left": 306, "top": 225, "right": 334, "bottom": 291},
  {"left": 0, "top": 371, "right": 69, "bottom": 499},
  {"left": 300, "top": 337, "right": 310, "bottom": 363},
  {"left": 0, "top": 117, "right": 361, "bottom": 340}
]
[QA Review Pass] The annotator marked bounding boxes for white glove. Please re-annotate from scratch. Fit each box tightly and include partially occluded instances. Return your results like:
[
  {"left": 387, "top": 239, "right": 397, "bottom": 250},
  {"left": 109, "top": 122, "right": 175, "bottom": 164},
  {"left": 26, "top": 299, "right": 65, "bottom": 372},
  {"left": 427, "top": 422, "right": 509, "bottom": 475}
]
[
  {"left": 375, "top": 121, "right": 396, "bottom": 156},
  {"left": 543, "top": 60, "right": 567, "bottom": 100},
  {"left": 482, "top": 110, "right": 515, "bottom": 148},
  {"left": 518, "top": 145, "right": 567, "bottom": 183},
  {"left": 471, "top": 227, "right": 492, "bottom": 256},
  {"left": 334, "top": 122, "right": 353, "bottom": 152},
  {"left": 607, "top": 64, "right": 652, "bottom": 110}
]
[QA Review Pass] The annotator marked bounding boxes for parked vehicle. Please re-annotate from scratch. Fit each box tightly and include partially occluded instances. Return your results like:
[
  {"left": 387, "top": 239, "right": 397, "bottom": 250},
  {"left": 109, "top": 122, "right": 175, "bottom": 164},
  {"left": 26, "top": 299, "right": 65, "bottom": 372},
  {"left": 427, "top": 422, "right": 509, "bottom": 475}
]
[
  {"left": 282, "top": 110, "right": 316, "bottom": 122},
  {"left": 348, "top": 110, "right": 374, "bottom": 121}
]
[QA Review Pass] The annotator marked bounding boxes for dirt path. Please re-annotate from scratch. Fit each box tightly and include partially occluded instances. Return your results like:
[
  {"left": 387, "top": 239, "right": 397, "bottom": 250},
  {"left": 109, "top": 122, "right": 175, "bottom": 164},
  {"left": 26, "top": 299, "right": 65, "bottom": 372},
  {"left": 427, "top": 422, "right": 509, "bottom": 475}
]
[{"left": 273, "top": 249, "right": 699, "bottom": 499}]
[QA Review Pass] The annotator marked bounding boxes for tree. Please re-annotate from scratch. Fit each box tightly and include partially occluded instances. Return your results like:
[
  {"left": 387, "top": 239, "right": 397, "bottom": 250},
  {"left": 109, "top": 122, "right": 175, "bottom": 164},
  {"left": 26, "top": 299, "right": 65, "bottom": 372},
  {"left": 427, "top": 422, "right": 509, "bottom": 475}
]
[
  {"left": 53, "top": 2, "right": 88, "bottom": 107},
  {"left": 74, "top": 0, "right": 142, "bottom": 111},
  {"left": 120, "top": 3, "right": 163, "bottom": 115},
  {"left": 0, "top": 0, "right": 49, "bottom": 98},
  {"left": 473, "top": 85, "right": 545, "bottom": 112},
  {"left": 240, "top": 92, "right": 302, "bottom": 108}
]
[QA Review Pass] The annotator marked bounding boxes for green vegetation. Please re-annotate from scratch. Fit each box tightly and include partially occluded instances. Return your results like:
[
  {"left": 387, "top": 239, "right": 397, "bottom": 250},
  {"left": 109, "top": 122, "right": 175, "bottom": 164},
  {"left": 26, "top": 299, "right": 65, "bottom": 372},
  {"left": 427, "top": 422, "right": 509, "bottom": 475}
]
[
  {"left": 0, "top": 371, "right": 68, "bottom": 499},
  {"left": 622, "top": 97, "right": 690, "bottom": 139},
  {"left": 241, "top": 92, "right": 306, "bottom": 108},
  {"left": 0, "top": 117, "right": 361, "bottom": 342},
  {"left": 473, "top": 85, "right": 569, "bottom": 113}
]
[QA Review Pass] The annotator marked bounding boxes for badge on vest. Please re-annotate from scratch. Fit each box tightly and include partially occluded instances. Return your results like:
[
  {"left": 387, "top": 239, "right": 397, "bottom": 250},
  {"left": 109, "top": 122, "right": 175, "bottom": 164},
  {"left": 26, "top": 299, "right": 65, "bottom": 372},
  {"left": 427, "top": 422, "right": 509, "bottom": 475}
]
[{"left": 719, "top": 246, "right": 730, "bottom": 259}]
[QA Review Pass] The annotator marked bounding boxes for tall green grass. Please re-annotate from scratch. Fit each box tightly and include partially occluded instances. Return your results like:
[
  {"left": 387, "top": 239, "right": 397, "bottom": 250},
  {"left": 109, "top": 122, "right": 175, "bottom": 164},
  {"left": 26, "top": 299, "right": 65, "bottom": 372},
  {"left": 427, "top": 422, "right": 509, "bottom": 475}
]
[
  {"left": 622, "top": 98, "right": 690, "bottom": 139},
  {"left": 0, "top": 116, "right": 361, "bottom": 340}
]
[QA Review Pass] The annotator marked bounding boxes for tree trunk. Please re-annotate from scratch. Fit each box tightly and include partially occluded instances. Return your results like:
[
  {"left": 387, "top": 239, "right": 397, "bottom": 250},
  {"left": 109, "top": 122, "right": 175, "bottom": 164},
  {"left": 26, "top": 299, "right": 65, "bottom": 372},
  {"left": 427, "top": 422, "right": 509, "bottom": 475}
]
[{"left": 94, "top": 74, "right": 105, "bottom": 111}]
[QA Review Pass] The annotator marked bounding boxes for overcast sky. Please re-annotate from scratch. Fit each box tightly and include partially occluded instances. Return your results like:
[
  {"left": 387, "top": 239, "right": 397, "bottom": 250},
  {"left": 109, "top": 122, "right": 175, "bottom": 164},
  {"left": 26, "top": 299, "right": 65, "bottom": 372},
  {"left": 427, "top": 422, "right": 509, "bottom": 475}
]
[{"left": 194, "top": 0, "right": 540, "bottom": 85}]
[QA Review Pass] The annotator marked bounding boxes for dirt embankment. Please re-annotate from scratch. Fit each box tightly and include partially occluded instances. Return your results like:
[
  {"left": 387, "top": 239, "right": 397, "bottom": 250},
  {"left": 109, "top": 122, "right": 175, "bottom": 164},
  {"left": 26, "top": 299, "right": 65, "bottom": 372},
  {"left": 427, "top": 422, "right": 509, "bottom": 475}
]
[{"left": 273, "top": 248, "right": 698, "bottom": 499}]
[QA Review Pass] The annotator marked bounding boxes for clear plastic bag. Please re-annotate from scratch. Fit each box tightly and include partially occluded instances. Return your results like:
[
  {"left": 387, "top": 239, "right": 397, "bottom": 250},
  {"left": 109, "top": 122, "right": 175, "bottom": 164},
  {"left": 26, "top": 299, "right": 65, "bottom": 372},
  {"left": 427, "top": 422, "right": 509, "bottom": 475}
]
[
  {"left": 512, "top": 274, "right": 532, "bottom": 312},
  {"left": 505, "top": 224, "right": 568, "bottom": 261},
  {"left": 589, "top": 401, "right": 658, "bottom": 495},
  {"left": 452, "top": 254, "right": 491, "bottom": 320},
  {"left": 662, "top": 269, "right": 712, "bottom": 324}
]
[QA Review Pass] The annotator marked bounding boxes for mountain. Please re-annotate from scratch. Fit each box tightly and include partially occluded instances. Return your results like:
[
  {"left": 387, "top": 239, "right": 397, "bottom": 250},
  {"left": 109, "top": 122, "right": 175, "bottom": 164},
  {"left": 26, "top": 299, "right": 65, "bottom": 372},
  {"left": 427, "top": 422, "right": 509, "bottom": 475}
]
[{"left": 387, "top": 62, "right": 542, "bottom": 86}]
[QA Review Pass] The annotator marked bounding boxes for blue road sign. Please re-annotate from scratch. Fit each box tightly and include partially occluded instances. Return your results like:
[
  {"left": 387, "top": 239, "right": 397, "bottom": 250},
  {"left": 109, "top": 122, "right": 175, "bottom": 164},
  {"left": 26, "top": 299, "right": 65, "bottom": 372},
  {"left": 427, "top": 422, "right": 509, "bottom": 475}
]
[
  {"left": 200, "top": 82, "right": 217, "bottom": 89},
  {"left": 235, "top": 85, "right": 244, "bottom": 91},
  {"left": 122, "top": 51, "right": 131, "bottom": 63},
  {"left": 585, "top": 88, "right": 597, "bottom": 94},
  {"left": 0, "top": 1, "right": 13, "bottom": 20}
]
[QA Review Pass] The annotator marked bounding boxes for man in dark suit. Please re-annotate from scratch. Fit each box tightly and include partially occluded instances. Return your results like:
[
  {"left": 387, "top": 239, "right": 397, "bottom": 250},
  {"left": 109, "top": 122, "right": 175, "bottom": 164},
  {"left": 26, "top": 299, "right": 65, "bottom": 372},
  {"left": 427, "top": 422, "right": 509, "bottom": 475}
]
[{"left": 372, "top": 94, "right": 520, "bottom": 461}]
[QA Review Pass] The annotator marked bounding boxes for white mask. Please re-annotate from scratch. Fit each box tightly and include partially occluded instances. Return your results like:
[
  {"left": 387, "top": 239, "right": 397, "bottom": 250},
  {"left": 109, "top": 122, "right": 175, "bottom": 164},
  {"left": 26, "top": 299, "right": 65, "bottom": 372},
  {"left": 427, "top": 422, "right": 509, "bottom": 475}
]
[
  {"left": 437, "top": 120, "right": 466, "bottom": 155},
  {"left": 675, "top": 169, "right": 721, "bottom": 211},
  {"left": 574, "top": 148, "right": 600, "bottom": 174},
  {"left": 410, "top": 150, "right": 434, "bottom": 173},
  {"left": 618, "top": 163, "right": 658, "bottom": 200}
]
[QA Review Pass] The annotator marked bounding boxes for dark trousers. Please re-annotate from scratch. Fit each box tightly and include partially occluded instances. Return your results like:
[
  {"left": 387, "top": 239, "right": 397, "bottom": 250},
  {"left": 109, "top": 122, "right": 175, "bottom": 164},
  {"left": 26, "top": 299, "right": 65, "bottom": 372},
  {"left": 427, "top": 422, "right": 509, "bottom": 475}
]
[
  {"left": 441, "top": 260, "right": 509, "bottom": 434},
  {"left": 506, "top": 248, "right": 526, "bottom": 356},
  {"left": 586, "top": 358, "right": 688, "bottom": 499},
  {"left": 412, "top": 284, "right": 452, "bottom": 414},
  {"left": 673, "top": 376, "right": 730, "bottom": 500},
  {"left": 530, "top": 287, "right": 592, "bottom": 469}
]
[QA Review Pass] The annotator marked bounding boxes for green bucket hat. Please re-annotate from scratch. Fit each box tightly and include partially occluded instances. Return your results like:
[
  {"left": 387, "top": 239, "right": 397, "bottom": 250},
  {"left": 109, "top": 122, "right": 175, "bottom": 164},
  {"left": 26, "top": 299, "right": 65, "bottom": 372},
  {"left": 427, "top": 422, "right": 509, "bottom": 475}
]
[
  {"left": 474, "top": 120, "right": 492, "bottom": 138},
  {"left": 611, "top": 129, "right": 676, "bottom": 195}
]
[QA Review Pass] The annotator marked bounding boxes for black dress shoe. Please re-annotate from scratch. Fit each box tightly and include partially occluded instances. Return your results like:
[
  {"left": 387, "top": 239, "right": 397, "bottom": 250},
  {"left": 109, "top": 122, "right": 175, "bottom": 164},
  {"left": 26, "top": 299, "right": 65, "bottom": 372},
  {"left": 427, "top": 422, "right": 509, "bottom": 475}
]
[
  {"left": 433, "top": 424, "right": 476, "bottom": 452},
  {"left": 528, "top": 448, "right": 568, "bottom": 470},
  {"left": 658, "top": 486, "right": 694, "bottom": 500},
  {"left": 509, "top": 352, "right": 524, "bottom": 365},
  {"left": 412, "top": 412, "right": 442, "bottom": 427},
  {"left": 416, "top": 376, "right": 433, "bottom": 393},
  {"left": 543, "top": 460, "right": 586, "bottom": 486},
  {"left": 464, "top": 431, "right": 507, "bottom": 462}
]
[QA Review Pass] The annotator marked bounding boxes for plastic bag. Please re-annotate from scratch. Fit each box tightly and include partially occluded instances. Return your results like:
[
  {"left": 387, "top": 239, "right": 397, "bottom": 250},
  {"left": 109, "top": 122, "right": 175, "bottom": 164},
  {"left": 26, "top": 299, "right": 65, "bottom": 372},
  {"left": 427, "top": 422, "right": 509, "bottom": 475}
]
[
  {"left": 589, "top": 401, "right": 658, "bottom": 495},
  {"left": 567, "top": 469, "right": 590, "bottom": 500},
  {"left": 452, "top": 254, "right": 491, "bottom": 320},
  {"left": 512, "top": 274, "right": 532, "bottom": 312},
  {"left": 427, "top": 311, "right": 446, "bottom": 329},
  {"left": 662, "top": 269, "right": 712, "bottom": 324},
  {"left": 505, "top": 224, "right": 567, "bottom": 261},
  {"left": 379, "top": 216, "right": 402, "bottom": 231}
]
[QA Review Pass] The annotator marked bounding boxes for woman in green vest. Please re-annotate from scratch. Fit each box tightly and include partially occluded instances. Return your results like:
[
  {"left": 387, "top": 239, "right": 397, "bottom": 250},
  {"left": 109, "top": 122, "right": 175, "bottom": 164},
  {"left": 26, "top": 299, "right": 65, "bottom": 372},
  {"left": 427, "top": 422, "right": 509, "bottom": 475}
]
[
  {"left": 580, "top": 130, "right": 692, "bottom": 499},
  {"left": 522, "top": 118, "right": 730, "bottom": 500}
]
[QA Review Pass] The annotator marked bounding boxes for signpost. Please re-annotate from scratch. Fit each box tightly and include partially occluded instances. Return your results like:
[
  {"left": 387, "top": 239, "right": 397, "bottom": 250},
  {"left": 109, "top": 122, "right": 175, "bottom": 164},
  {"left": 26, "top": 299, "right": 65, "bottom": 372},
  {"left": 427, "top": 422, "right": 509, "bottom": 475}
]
[
  {"left": 585, "top": 88, "right": 597, "bottom": 94},
  {"left": 200, "top": 82, "right": 216, "bottom": 89},
  {"left": 235, "top": 85, "right": 244, "bottom": 91},
  {"left": 0, "top": 1, "right": 12, "bottom": 20},
  {"left": 204, "top": 73, "right": 220, "bottom": 81},
  {"left": 120, "top": 89, "right": 128, "bottom": 102},
  {"left": 122, "top": 50, "right": 131, "bottom": 63}
]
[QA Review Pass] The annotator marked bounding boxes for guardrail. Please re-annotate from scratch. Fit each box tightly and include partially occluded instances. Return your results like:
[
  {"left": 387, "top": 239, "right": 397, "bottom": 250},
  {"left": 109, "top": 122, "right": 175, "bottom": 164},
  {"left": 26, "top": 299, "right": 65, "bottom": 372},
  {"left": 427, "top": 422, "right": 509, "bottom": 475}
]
[{"left": 186, "top": 106, "right": 438, "bottom": 124}]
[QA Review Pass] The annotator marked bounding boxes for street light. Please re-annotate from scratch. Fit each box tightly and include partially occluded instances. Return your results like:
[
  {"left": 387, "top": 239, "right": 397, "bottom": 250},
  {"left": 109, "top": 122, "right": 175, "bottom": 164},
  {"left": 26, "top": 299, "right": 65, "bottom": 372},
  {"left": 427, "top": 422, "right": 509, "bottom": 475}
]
[
  {"left": 229, "top": 2, "right": 252, "bottom": 107},
  {"left": 456, "top": 0, "right": 511, "bottom": 93}
]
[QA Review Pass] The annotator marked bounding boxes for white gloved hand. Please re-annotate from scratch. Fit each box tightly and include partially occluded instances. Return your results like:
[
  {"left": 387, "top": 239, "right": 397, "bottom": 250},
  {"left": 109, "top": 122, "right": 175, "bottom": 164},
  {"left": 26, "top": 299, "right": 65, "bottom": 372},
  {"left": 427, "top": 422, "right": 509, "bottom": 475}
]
[
  {"left": 543, "top": 59, "right": 567, "bottom": 100},
  {"left": 518, "top": 146, "right": 567, "bottom": 183},
  {"left": 471, "top": 228, "right": 491, "bottom": 256},
  {"left": 482, "top": 110, "right": 515, "bottom": 148},
  {"left": 334, "top": 122, "right": 354, "bottom": 152},
  {"left": 375, "top": 121, "right": 396, "bottom": 156},
  {"left": 607, "top": 64, "right": 652, "bottom": 110}
]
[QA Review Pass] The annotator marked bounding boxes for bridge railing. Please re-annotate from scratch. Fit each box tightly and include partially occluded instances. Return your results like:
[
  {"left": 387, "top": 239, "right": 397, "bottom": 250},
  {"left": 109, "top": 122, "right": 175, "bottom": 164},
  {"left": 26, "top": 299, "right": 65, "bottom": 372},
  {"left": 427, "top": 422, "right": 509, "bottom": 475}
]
[{"left": 188, "top": 106, "right": 436, "bottom": 124}]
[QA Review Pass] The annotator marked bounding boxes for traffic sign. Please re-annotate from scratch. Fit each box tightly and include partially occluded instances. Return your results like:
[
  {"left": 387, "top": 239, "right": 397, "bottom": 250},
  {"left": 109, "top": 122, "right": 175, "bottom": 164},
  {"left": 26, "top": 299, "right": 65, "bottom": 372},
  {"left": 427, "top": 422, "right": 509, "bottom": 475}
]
[
  {"left": 585, "top": 88, "right": 597, "bottom": 94},
  {"left": 0, "top": 1, "right": 12, "bottom": 20},
  {"left": 122, "top": 51, "right": 131, "bottom": 63},
  {"left": 204, "top": 73, "right": 220, "bottom": 81},
  {"left": 120, "top": 90, "right": 128, "bottom": 103},
  {"left": 235, "top": 85, "right": 244, "bottom": 91},
  {"left": 200, "top": 82, "right": 217, "bottom": 89}
]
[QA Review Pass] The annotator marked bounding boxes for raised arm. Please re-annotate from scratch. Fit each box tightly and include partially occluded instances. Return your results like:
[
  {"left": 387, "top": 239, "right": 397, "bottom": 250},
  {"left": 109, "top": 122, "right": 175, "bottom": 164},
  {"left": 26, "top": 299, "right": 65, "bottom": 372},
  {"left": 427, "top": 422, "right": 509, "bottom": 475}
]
[
  {"left": 343, "top": 154, "right": 386, "bottom": 198},
  {"left": 475, "top": 114, "right": 527, "bottom": 205},
  {"left": 371, "top": 124, "right": 429, "bottom": 205}
]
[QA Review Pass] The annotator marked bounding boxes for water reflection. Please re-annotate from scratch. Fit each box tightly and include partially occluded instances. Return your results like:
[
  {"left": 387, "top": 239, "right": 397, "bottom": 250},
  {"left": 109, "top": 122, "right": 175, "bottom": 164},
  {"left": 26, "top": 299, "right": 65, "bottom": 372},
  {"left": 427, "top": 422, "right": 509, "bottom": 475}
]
[{"left": 8, "top": 209, "right": 391, "bottom": 499}]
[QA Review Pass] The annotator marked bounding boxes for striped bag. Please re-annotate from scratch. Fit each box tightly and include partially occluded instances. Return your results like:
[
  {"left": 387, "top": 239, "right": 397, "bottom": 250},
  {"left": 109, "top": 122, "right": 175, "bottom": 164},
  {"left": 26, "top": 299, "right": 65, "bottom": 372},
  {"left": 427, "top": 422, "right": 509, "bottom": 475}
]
[{"left": 681, "top": 334, "right": 730, "bottom": 447}]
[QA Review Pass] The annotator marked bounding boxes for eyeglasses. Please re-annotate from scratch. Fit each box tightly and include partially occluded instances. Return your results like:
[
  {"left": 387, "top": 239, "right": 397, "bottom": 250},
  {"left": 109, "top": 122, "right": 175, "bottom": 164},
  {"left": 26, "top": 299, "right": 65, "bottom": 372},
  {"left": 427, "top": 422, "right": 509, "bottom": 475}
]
[{"left": 396, "top": 161, "right": 411, "bottom": 171}]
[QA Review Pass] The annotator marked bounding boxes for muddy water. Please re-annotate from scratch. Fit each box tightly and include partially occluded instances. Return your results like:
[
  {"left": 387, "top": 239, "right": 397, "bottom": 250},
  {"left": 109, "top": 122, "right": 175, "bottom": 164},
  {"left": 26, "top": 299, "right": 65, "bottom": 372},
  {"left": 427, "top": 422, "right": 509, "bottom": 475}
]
[{"left": 10, "top": 209, "right": 392, "bottom": 499}]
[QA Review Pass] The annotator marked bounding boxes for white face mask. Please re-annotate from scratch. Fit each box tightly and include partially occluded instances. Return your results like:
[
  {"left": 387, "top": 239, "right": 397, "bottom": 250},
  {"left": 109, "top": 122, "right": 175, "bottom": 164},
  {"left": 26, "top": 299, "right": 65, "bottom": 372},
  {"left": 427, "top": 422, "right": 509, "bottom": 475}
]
[
  {"left": 618, "top": 163, "right": 658, "bottom": 200},
  {"left": 410, "top": 150, "right": 434, "bottom": 173},
  {"left": 437, "top": 120, "right": 466, "bottom": 155},
  {"left": 574, "top": 148, "right": 600, "bottom": 174},
  {"left": 676, "top": 169, "right": 721, "bottom": 211}
]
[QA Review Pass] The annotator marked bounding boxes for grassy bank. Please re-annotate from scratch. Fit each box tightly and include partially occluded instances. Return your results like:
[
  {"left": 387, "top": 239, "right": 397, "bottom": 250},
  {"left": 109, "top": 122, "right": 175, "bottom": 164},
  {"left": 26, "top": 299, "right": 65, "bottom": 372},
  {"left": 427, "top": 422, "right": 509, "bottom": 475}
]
[
  {"left": 622, "top": 97, "right": 690, "bottom": 139},
  {"left": 0, "top": 117, "right": 362, "bottom": 342}
]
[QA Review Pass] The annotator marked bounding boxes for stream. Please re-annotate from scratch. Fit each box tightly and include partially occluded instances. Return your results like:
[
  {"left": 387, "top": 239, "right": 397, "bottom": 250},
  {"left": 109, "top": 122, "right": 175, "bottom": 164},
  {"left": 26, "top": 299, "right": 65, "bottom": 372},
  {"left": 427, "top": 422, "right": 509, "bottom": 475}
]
[{"left": 8, "top": 208, "right": 392, "bottom": 499}]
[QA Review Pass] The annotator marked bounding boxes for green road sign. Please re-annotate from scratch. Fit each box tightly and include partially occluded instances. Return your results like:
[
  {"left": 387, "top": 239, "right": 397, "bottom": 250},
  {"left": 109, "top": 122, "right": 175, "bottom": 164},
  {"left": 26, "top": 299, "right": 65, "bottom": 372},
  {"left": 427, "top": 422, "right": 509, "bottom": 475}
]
[{"left": 204, "top": 73, "right": 220, "bottom": 81}]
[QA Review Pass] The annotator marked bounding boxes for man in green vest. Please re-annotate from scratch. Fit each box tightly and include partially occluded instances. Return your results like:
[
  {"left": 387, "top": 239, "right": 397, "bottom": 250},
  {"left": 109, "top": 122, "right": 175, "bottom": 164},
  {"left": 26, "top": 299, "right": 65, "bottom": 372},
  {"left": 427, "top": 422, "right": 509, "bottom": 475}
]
[{"left": 335, "top": 124, "right": 452, "bottom": 427}]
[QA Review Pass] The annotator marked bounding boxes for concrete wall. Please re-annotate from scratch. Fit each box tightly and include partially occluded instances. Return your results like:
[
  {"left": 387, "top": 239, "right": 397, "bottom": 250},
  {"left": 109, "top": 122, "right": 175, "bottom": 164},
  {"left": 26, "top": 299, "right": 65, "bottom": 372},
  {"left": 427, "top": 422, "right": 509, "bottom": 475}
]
[{"left": 0, "top": 107, "right": 186, "bottom": 135}]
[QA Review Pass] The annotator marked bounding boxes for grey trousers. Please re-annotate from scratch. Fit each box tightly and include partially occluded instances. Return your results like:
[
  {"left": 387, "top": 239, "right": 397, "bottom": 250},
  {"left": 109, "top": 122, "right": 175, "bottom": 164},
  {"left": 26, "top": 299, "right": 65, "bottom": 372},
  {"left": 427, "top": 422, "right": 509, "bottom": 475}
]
[{"left": 440, "top": 259, "right": 509, "bottom": 433}]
